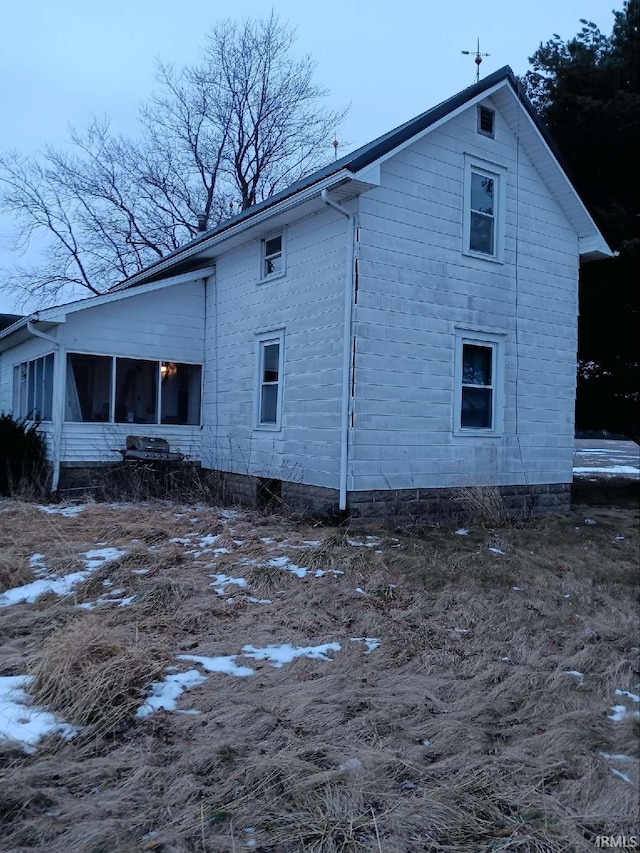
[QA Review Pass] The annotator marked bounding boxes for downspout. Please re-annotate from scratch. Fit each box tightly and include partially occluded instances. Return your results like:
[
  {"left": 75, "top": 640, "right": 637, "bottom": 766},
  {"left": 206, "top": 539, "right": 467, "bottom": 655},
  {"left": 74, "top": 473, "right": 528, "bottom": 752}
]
[
  {"left": 26, "top": 319, "right": 63, "bottom": 493},
  {"left": 321, "top": 189, "right": 355, "bottom": 512}
]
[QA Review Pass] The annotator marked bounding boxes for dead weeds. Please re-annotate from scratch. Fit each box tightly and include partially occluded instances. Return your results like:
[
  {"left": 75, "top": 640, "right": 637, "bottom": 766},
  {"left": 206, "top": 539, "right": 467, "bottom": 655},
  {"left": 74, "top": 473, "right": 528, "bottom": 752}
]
[{"left": 0, "top": 495, "right": 637, "bottom": 851}]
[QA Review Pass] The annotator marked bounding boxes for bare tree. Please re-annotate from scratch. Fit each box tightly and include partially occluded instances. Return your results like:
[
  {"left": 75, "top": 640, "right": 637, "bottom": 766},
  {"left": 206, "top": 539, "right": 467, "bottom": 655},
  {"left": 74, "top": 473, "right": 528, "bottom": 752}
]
[{"left": 0, "top": 15, "right": 345, "bottom": 304}]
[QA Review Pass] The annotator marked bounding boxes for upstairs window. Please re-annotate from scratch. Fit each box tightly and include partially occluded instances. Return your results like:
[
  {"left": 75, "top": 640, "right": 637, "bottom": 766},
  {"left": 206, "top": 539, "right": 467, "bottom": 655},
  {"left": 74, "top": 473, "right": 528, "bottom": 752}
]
[
  {"left": 256, "top": 332, "right": 284, "bottom": 428},
  {"left": 477, "top": 105, "right": 495, "bottom": 138},
  {"left": 262, "top": 233, "right": 284, "bottom": 278},
  {"left": 469, "top": 170, "right": 496, "bottom": 255},
  {"left": 12, "top": 353, "right": 54, "bottom": 421},
  {"left": 463, "top": 156, "right": 505, "bottom": 262}
]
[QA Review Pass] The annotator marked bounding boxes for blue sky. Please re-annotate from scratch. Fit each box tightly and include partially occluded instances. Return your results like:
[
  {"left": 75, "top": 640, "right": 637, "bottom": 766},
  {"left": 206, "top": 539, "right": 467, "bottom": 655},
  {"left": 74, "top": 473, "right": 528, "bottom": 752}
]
[{"left": 0, "top": 0, "right": 619, "bottom": 312}]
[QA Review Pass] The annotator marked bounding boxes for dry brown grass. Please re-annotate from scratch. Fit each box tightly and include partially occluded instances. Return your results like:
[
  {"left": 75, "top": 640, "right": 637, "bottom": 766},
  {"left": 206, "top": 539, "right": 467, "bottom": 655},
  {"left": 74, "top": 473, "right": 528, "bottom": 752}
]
[
  {"left": 0, "top": 494, "right": 637, "bottom": 851},
  {"left": 29, "top": 617, "right": 169, "bottom": 737}
]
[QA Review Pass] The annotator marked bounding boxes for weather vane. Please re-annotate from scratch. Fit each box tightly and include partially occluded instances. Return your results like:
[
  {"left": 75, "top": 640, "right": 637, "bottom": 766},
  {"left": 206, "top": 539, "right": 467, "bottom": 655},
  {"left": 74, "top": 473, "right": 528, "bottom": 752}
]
[{"left": 462, "top": 38, "right": 490, "bottom": 83}]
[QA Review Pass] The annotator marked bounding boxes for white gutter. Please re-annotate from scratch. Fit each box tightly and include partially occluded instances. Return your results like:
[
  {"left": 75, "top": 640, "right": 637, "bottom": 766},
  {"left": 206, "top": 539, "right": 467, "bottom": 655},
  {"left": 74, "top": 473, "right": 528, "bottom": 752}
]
[
  {"left": 26, "top": 320, "right": 63, "bottom": 492},
  {"left": 321, "top": 189, "right": 355, "bottom": 513}
]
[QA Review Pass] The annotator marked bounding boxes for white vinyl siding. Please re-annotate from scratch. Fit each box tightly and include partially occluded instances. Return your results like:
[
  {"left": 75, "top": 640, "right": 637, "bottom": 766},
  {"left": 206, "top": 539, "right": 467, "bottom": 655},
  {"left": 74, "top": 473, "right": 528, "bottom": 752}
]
[{"left": 351, "top": 96, "right": 580, "bottom": 490}]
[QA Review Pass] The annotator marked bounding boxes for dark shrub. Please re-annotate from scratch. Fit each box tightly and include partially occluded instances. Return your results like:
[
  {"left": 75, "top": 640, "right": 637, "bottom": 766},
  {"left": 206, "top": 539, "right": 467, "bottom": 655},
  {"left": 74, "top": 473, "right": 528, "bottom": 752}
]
[{"left": 0, "top": 413, "right": 48, "bottom": 496}]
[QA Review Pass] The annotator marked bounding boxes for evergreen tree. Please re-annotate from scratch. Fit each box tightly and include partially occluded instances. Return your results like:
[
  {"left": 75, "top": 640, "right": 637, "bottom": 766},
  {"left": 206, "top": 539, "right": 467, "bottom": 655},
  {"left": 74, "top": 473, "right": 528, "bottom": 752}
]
[{"left": 523, "top": 1, "right": 639, "bottom": 436}]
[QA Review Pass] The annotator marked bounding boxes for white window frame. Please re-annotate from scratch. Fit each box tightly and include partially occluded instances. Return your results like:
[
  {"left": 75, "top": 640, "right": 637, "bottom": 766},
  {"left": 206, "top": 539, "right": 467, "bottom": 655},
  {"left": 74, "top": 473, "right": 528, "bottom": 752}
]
[
  {"left": 254, "top": 330, "right": 285, "bottom": 431},
  {"left": 260, "top": 230, "right": 286, "bottom": 281},
  {"left": 12, "top": 352, "right": 55, "bottom": 422},
  {"left": 453, "top": 329, "right": 505, "bottom": 436},
  {"left": 462, "top": 154, "right": 506, "bottom": 263}
]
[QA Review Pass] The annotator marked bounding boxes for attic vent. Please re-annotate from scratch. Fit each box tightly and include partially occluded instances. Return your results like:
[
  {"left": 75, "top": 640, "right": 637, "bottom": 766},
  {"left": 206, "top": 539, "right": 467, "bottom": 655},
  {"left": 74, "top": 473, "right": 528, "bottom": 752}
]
[{"left": 477, "top": 105, "right": 495, "bottom": 138}]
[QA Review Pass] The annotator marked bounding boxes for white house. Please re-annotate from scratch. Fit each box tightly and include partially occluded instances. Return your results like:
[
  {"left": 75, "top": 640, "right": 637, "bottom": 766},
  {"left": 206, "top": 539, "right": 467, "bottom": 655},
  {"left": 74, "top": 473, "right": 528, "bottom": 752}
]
[{"left": 0, "top": 67, "right": 612, "bottom": 519}]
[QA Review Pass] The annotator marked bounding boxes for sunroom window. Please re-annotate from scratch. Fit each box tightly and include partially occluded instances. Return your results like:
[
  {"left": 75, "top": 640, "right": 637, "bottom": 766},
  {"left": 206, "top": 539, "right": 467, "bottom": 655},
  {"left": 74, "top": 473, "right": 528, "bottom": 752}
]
[{"left": 12, "top": 353, "right": 54, "bottom": 421}]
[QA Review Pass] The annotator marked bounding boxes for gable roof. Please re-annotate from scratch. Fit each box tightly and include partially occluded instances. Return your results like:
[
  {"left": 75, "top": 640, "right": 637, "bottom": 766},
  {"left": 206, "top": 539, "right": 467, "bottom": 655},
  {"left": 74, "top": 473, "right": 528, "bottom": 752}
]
[
  {"left": 114, "top": 65, "right": 611, "bottom": 291},
  {"left": 0, "top": 65, "right": 613, "bottom": 350}
]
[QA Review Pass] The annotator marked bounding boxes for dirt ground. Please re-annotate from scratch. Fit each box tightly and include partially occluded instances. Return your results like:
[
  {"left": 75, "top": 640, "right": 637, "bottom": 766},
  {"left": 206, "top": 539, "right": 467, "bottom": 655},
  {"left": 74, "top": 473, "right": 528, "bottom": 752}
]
[{"left": 0, "top": 485, "right": 638, "bottom": 852}]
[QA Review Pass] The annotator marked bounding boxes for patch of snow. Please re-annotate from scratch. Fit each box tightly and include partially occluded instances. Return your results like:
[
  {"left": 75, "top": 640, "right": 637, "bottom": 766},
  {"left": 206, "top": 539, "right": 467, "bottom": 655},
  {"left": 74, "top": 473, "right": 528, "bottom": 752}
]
[
  {"left": 242, "top": 642, "right": 341, "bottom": 668},
  {"left": 610, "top": 768, "right": 633, "bottom": 784},
  {"left": 501, "top": 657, "right": 510, "bottom": 662},
  {"left": 454, "top": 627, "right": 470, "bottom": 634},
  {"left": 170, "top": 536, "right": 191, "bottom": 545},
  {"left": 583, "top": 518, "right": 597, "bottom": 526},
  {"left": 0, "top": 547, "right": 125, "bottom": 608},
  {"left": 131, "top": 568, "right": 149, "bottom": 575},
  {"left": 608, "top": 705, "right": 633, "bottom": 722},
  {"left": 512, "top": 587, "right": 523, "bottom": 591},
  {"left": 37, "top": 504, "right": 86, "bottom": 518},
  {"left": 422, "top": 739, "right": 431, "bottom": 746},
  {"left": 455, "top": 528, "right": 469, "bottom": 536},
  {"left": 574, "top": 466, "right": 639, "bottom": 475},
  {"left": 599, "top": 752, "right": 634, "bottom": 761},
  {"left": 247, "top": 596, "right": 272, "bottom": 605},
  {"left": 338, "top": 757, "right": 363, "bottom": 771},
  {"left": 0, "top": 675, "right": 78, "bottom": 752},
  {"left": 347, "top": 536, "right": 381, "bottom": 548},
  {"left": 615, "top": 535, "right": 625, "bottom": 541},
  {"left": 489, "top": 547, "right": 505, "bottom": 555},
  {"left": 209, "top": 573, "right": 248, "bottom": 595},
  {"left": 136, "top": 669, "right": 208, "bottom": 718},
  {"left": 260, "top": 537, "right": 274, "bottom": 544},
  {"left": 218, "top": 509, "right": 239, "bottom": 520},
  {"left": 350, "top": 637, "right": 381, "bottom": 653},
  {"left": 177, "top": 654, "right": 254, "bottom": 677},
  {"left": 564, "top": 670, "right": 584, "bottom": 679},
  {"left": 265, "top": 555, "right": 309, "bottom": 579},
  {"left": 355, "top": 587, "right": 367, "bottom": 595},
  {"left": 615, "top": 688, "right": 639, "bottom": 703}
]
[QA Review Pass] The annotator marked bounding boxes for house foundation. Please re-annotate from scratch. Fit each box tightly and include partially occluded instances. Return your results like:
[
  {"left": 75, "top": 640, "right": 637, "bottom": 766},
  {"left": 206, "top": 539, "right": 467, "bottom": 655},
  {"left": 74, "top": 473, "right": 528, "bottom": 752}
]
[{"left": 57, "top": 463, "right": 571, "bottom": 523}]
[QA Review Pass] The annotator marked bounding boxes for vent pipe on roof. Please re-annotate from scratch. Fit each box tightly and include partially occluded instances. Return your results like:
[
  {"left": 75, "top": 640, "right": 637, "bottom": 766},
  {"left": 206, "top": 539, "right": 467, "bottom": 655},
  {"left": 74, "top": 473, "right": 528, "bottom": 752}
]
[{"left": 196, "top": 212, "right": 207, "bottom": 232}]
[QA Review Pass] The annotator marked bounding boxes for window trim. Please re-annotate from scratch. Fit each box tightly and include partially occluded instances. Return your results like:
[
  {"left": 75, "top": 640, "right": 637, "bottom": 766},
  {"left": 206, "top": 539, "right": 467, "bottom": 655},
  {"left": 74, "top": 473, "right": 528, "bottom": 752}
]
[
  {"left": 63, "top": 352, "right": 203, "bottom": 426},
  {"left": 453, "top": 329, "right": 505, "bottom": 436},
  {"left": 462, "top": 154, "right": 506, "bottom": 263},
  {"left": 254, "top": 330, "right": 285, "bottom": 431},
  {"left": 477, "top": 104, "right": 495, "bottom": 138},
  {"left": 259, "top": 230, "right": 286, "bottom": 281},
  {"left": 12, "top": 352, "right": 55, "bottom": 422}
]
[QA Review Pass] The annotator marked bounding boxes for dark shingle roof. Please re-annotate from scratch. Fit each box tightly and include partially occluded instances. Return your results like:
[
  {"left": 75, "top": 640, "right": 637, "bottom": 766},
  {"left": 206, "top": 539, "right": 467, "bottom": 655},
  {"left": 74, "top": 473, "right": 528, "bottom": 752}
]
[
  {"left": 118, "top": 66, "right": 582, "bottom": 288},
  {"left": 0, "top": 313, "right": 22, "bottom": 332}
]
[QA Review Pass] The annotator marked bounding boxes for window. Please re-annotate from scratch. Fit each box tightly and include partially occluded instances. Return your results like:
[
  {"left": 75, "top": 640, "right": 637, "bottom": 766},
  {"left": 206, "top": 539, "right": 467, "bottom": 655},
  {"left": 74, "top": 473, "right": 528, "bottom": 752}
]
[
  {"left": 454, "top": 332, "right": 504, "bottom": 434},
  {"left": 261, "top": 233, "right": 284, "bottom": 278},
  {"left": 160, "top": 362, "right": 202, "bottom": 425},
  {"left": 256, "top": 332, "right": 284, "bottom": 428},
  {"left": 463, "top": 156, "right": 506, "bottom": 261},
  {"left": 64, "top": 354, "right": 202, "bottom": 425},
  {"left": 66, "top": 353, "right": 112, "bottom": 422},
  {"left": 12, "top": 353, "right": 54, "bottom": 421},
  {"left": 477, "top": 105, "right": 495, "bottom": 138}
]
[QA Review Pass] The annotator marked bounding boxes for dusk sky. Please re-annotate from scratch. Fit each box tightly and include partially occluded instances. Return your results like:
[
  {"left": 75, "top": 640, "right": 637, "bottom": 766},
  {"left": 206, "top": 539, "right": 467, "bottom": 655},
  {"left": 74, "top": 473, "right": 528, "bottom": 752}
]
[{"left": 0, "top": 0, "right": 619, "bottom": 313}]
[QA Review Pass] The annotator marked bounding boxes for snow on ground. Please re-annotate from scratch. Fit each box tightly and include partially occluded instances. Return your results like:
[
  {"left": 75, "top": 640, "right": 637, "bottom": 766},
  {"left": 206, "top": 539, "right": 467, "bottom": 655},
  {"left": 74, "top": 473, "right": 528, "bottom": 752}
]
[
  {"left": 242, "top": 642, "right": 341, "bottom": 668},
  {"left": 209, "top": 573, "right": 248, "bottom": 595},
  {"left": 177, "top": 654, "right": 254, "bottom": 677},
  {"left": 0, "top": 675, "right": 77, "bottom": 752},
  {"left": 136, "top": 669, "right": 208, "bottom": 718},
  {"left": 37, "top": 504, "right": 87, "bottom": 518},
  {"left": 0, "top": 547, "right": 126, "bottom": 608},
  {"left": 137, "top": 638, "right": 382, "bottom": 717},
  {"left": 574, "top": 440, "right": 639, "bottom": 479},
  {"left": 350, "top": 637, "right": 381, "bottom": 653},
  {"left": 608, "top": 688, "right": 640, "bottom": 722}
]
